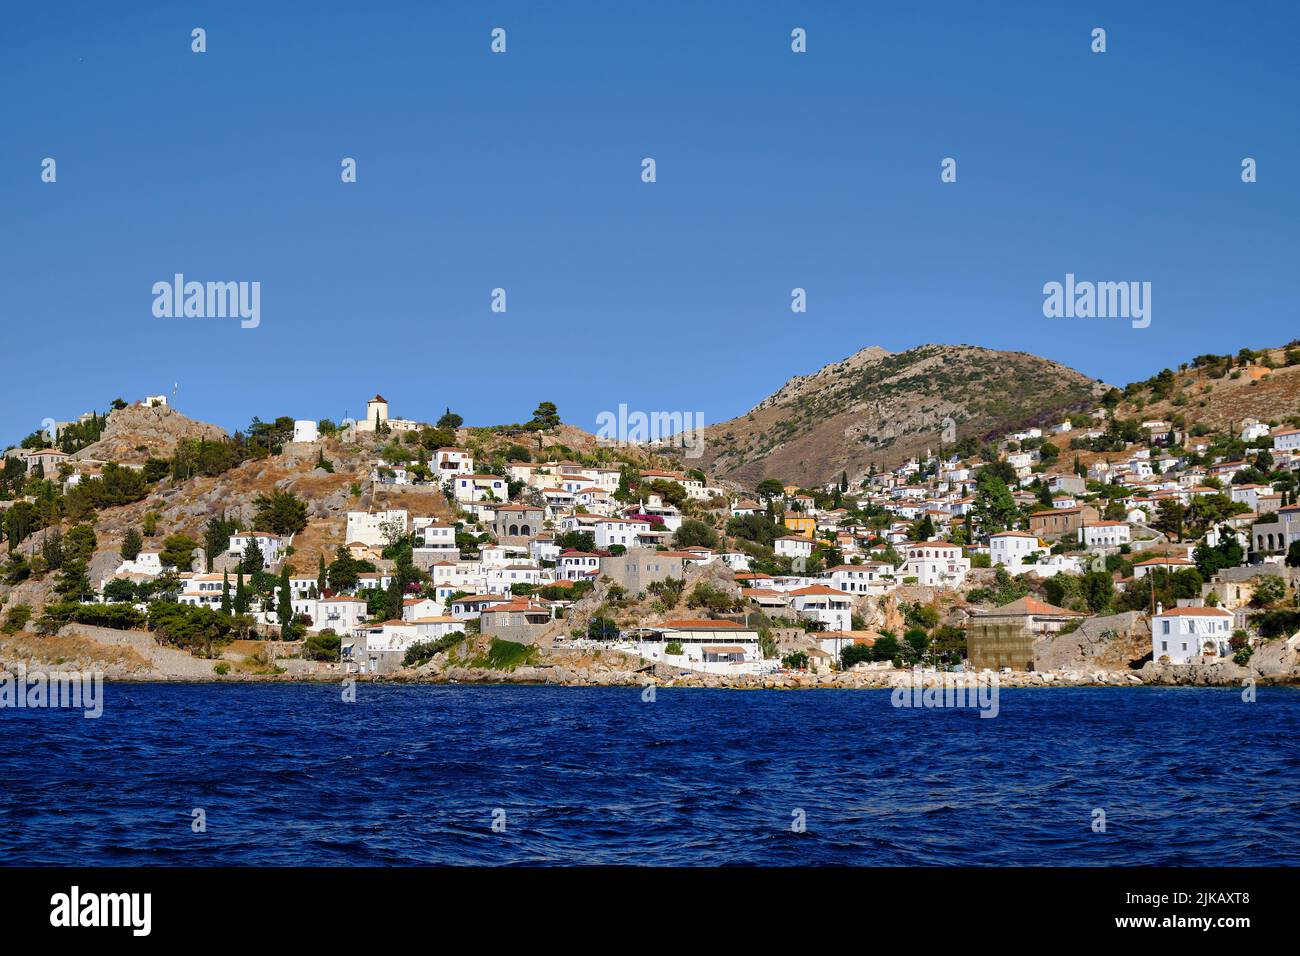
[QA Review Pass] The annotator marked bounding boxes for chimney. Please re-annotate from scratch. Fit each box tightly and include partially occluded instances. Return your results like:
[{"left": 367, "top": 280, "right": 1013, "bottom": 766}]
[{"left": 1155, "top": 602, "right": 1163, "bottom": 615}]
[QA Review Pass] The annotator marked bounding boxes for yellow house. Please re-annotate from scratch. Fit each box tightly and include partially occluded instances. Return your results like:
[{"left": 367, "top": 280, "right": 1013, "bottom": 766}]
[{"left": 783, "top": 514, "right": 816, "bottom": 539}]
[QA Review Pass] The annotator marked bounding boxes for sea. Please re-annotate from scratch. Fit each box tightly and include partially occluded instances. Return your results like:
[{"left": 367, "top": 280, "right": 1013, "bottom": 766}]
[{"left": 2, "top": 683, "right": 1298, "bottom": 865}]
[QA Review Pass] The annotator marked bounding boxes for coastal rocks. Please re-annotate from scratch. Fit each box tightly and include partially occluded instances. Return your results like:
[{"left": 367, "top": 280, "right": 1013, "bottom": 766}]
[
  {"left": 1139, "top": 659, "right": 1252, "bottom": 686},
  {"left": 1249, "top": 635, "right": 1300, "bottom": 680}
]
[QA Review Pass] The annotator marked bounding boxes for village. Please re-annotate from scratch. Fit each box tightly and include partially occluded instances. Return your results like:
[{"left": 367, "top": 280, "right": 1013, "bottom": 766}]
[{"left": 3, "top": 364, "right": 1300, "bottom": 688}]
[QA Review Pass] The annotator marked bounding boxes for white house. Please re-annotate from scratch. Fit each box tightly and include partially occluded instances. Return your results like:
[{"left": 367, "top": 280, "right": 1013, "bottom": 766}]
[
  {"left": 633, "top": 620, "right": 766, "bottom": 676},
  {"left": 116, "top": 550, "right": 163, "bottom": 577},
  {"left": 1151, "top": 605, "right": 1233, "bottom": 664},
  {"left": 434, "top": 447, "right": 474, "bottom": 475},
  {"left": 453, "top": 474, "right": 508, "bottom": 503},
  {"left": 311, "top": 595, "right": 368, "bottom": 633},
  {"left": 823, "top": 563, "right": 892, "bottom": 596},
  {"left": 902, "top": 541, "right": 969, "bottom": 588},
  {"left": 346, "top": 509, "right": 409, "bottom": 547},
  {"left": 1078, "top": 521, "right": 1131, "bottom": 550},
  {"left": 593, "top": 517, "right": 652, "bottom": 550},
  {"left": 774, "top": 536, "right": 815, "bottom": 561},
  {"left": 414, "top": 519, "right": 457, "bottom": 553},
  {"left": 557, "top": 552, "right": 602, "bottom": 581},
  {"left": 1270, "top": 427, "right": 1300, "bottom": 453},
  {"left": 989, "top": 531, "right": 1040, "bottom": 570},
  {"left": 1240, "top": 420, "right": 1271, "bottom": 443},
  {"left": 788, "top": 585, "right": 854, "bottom": 633},
  {"left": 1132, "top": 556, "right": 1196, "bottom": 579}
]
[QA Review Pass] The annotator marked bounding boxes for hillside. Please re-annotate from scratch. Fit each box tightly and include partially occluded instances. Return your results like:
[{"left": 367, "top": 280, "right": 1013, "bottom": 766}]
[
  {"left": 694, "top": 344, "right": 1106, "bottom": 487},
  {"left": 1111, "top": 343, "right": 1300, "bottom": 434}
]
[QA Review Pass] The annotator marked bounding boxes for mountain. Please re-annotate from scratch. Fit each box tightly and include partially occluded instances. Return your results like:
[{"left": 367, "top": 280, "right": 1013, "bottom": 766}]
[{"left": 694, "top": 344, "right": 1107, "bottom": 487}]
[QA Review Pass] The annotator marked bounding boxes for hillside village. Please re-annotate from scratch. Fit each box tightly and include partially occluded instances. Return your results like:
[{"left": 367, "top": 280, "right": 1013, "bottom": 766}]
[{"left": 2, "top": 341, "right": 1300, "bottom": 688}]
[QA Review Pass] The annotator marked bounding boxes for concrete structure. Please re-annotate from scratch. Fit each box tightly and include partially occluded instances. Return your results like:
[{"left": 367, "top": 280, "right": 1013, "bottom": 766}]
[
  {"left": 598, "top": 549, "right": 688, "bottom": 593},
  {"left": 1029, "top": 505, "right": 1099, "bottom": 537},
  {"left": 1252, "top": 505, "right": 1300, "bottom": 555},
  {"left": 292, "top": 420, "right": 319, "bottom": 443},
  {"left": 493, "top": 504, "right": 545, "bottom": 543},
  {"left": 479, "top": 599, "right": 555, "bottom": 642}
]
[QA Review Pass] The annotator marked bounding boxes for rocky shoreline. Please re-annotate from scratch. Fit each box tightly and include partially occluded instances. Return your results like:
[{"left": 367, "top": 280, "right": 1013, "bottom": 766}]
[{"left": 4, "top": 623, "right": 1294, "bottom": 690}]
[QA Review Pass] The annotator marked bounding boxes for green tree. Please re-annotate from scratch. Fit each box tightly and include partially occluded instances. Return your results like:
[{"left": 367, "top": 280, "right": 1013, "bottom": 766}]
[
  {"left": 239, "top": 536, "right": 265, "bottom": 574},
  {"left": 234, "top": 571, "right": 250, "bottom": 614},
  {"left": 203, "top": 511, "right": 238, "bottom": 571},
  {"left": 674, "top": 519, "right": 718, "bottom": 550},
  {"left": 277, "top": 565, "right": 293, "bottom": 626},
  {"left": 252, "top": 490, "right": 308, "bottom": 535},
  {"left": 160, "top": 534, "right": 199, "bottom": 570},
  {"left": 973, "top": 470, "right": 1018, "bottom": 534},
  {"left": 119, "top": 527, "right": 143, "bottom": 562},
  {"left": 529, "top": 401, "right": 561, "bottom": 431}
]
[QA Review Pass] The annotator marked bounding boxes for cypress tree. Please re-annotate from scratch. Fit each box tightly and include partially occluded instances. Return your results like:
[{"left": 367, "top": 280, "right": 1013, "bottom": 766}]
[
  {"left": 234, "top": 570, "right": 249, "bottom": 614},
  {"left": 221, "top": 569, "right": 232, "bottom": 614},
  {"left": 278, "top": 565, "right": 293, "bottom": 626}
]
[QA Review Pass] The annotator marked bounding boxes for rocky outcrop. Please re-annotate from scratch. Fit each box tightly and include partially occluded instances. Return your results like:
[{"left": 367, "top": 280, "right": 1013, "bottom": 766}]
[
  {"left": 73, "top": 403, "right": 228, "bottom": 464},
  {"left": 1035, "top": 611, "right": 1149, "bottom": 673}
]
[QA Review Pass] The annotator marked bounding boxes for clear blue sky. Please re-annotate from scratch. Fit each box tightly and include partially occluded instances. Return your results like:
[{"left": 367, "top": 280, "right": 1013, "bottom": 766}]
[{"left": 4, "top": 1, "right": 1297, "bottom": 445}]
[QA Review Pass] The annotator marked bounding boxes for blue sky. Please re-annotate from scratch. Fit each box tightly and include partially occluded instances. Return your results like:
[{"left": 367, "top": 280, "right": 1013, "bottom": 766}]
[{"left": 3, "top": 1, "right": 1297, "bottom": 445}]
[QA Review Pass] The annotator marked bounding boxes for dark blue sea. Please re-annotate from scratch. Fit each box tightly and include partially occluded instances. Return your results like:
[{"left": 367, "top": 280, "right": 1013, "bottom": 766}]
[{"left": 3, "top": 683, "right": 1298, "bottom": 865}]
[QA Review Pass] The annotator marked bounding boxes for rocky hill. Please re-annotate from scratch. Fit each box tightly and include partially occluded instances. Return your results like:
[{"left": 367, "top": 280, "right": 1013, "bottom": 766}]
[
  {"left": 73, "top": 403, "right": 228, "bottom": 464},
  {"left": 695, "top": 344, "right": 1106, "bottom": 487}
]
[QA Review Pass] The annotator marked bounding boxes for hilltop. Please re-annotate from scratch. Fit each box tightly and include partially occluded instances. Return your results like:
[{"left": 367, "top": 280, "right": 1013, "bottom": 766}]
[
  {"left": 72, "top": 403, "right": 227, "bottom": 464},
  {"left": 693, "top": 344, "right": 1106, "bottom": 487}
]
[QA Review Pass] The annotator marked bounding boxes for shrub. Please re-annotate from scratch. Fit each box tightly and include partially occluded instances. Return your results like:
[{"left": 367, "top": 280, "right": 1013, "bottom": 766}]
[
  {"left": 302, "top": 629, "right": 342, "bottom": 662},
  {"left": 402, "top": 632, "right": 466, "bottom": 667},
  {"left": 1, "top": 604, "right": 32, "bottom": 635}
]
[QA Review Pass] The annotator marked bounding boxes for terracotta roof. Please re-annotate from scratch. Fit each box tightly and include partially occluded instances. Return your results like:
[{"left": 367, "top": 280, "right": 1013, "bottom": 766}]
[{"left": 986, "top": 596, "right": 1081, "bottom": 617}]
